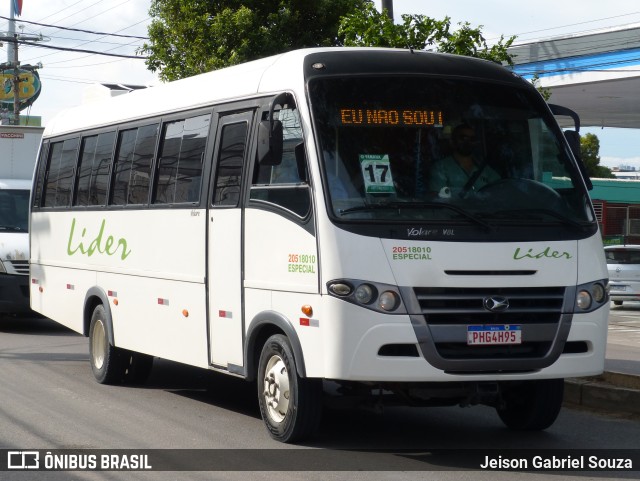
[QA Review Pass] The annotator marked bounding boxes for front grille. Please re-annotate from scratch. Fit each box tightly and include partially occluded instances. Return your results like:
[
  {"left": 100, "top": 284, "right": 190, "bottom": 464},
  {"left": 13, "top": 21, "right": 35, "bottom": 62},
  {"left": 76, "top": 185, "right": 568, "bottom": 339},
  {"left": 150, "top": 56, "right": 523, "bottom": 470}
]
[
  {"left": 6, "top": 260, "right": 29, "bottom": 275},
  {"left": 414, "top": 286, "right": 565, "bottom": 324},
  {"left": 410, "top": 286, "right": 569, "bottom": 371}
]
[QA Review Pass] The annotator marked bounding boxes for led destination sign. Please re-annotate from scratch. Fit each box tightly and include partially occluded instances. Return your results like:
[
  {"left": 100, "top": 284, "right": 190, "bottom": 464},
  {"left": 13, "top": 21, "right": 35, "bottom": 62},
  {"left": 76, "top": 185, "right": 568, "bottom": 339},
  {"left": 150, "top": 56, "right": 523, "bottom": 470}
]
[{"left": 340, "top": 108, "right": 443, "bottom": 127}]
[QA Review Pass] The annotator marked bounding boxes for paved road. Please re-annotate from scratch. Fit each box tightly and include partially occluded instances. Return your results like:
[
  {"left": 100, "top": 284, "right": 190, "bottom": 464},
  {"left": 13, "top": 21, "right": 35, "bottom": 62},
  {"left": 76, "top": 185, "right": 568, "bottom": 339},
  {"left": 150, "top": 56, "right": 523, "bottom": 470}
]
[
  {"left": 0, "top": 313, "right": 639, "bottom": 480},
  {"left": 607, "top": 302, "right": 640, "bottom": 375}
]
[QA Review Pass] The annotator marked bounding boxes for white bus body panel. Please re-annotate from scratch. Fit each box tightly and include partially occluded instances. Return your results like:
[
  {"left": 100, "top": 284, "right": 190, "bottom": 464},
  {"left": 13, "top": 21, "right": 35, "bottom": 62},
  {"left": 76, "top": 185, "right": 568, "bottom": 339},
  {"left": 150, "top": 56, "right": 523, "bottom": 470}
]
[
  {"left": 208, "top": 209, "right": 243, "bottom": 367},
  {"left": 319, "top": 297, "right": 606, "bottom": 382},
  {"left": 31, "top": 209, "right": 210, "bottom": 367},
  {"left": 244, "top": 208, "right": 318, "bottom": 293}
]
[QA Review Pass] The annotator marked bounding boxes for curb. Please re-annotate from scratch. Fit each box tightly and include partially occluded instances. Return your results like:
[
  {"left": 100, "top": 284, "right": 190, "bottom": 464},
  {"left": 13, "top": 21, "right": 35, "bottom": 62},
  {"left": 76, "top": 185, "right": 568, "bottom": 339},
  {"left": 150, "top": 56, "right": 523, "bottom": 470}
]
[{"left": 564, "top": 372, "right": 640, "bottom": 416}]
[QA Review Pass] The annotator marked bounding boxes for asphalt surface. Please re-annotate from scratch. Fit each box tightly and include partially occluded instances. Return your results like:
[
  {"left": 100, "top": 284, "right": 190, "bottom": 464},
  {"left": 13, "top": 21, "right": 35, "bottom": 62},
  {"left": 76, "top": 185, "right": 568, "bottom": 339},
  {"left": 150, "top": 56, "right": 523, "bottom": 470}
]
[{"left": 565, "top": 302, "right": 640, "bottom": 416}]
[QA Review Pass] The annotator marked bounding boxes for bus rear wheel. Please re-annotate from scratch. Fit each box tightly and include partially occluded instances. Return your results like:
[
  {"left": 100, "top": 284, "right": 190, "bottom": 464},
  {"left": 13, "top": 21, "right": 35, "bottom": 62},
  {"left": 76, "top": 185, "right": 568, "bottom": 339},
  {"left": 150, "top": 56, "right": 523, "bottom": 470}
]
[
  {"left": 89, "top": 304, "right": 125, "bottom": 385},
  {"left": 257, "top": 334, "right": 322, "bottom": 443},
  {"left": 496, "top": 379, "right": 564, "bottom": 431}
]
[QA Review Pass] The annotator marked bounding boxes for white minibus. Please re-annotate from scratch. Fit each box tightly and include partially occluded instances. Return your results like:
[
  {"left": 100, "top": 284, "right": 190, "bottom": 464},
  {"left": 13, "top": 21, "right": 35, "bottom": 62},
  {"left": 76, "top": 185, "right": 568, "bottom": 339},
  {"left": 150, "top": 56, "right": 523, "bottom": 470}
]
[{"left": 30, "top": 48, "right": 609, "bottom": 442}]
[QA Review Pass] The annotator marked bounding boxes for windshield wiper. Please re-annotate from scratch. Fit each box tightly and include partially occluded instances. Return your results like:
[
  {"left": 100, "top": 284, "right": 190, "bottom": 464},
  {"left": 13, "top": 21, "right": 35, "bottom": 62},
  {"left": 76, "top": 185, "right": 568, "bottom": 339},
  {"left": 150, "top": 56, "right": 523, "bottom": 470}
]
[
  {"left": 483, "top": 209, "right": 587, "bottom": 229},
  {"left": 339, "top": 201, "right": 492, "bottom": 231}
]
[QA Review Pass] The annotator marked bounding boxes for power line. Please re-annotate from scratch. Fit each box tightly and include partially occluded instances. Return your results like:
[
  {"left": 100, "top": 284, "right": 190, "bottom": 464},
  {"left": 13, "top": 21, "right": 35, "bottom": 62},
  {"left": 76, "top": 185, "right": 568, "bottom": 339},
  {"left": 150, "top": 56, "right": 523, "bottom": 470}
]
[
  {"left": 43, "top": 34, "right": 145, "bottom": 47},
  {"left": 32, "top": 0, "right": 116, "bottom": 36},
  {"left": 0, "top": 14, "right": 148, "bottom": 39},
  {"left": 507, "top": 12, "right": 640, "bottom": 41},
  {"left": 44, "top": 57, "right": 128, "bottom": 69},
  {"left": 19, "top": 40, "right": 147, "bottom": 59},
  {"left": 32, "top": 0, "right": 91, "bottom": 24},
  {"left": 43, "top": 37, "right": 143, "bottom": 65},
  {"left": 55, "top": 0, "right": 134, "bottom": 33},
  {"left": 19, "top": 17, "right": 150, "bottom": 64}
]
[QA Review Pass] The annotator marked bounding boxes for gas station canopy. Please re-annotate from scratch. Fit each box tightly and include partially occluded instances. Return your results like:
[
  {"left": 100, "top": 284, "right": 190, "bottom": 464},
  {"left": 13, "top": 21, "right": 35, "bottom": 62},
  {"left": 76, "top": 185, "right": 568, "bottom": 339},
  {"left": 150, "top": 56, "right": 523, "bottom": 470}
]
[{"left": 509, "top": 24, "right": 640, "bottom": 129}]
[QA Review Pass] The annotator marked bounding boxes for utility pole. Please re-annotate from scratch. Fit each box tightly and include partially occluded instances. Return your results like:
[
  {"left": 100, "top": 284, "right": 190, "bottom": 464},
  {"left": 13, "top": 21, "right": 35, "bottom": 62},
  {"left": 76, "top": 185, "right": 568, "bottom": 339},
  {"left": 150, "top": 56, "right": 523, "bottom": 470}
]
[
  {"left": 0, "top": 1, "right": 42, "bottom": 125},
  {"left": 381, "top": 0, "right": 394, "bottom": 21},
  {"left": 12, "top": 33, "right": 19, "bottom": 125}
]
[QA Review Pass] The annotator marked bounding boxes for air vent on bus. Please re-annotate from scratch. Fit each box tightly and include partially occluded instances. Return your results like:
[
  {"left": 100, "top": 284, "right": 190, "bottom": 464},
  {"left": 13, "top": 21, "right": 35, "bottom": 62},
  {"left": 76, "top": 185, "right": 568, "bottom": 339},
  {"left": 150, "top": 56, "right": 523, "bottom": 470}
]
[{"left": 6, "top": 260, "right": 29, "bottom": 275}]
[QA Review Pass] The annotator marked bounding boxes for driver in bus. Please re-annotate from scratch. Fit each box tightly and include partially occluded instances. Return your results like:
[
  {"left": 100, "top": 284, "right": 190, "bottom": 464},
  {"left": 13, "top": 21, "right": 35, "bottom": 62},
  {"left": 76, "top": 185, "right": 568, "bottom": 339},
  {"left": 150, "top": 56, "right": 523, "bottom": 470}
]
[{"left": 428, "top": 123, "right": 500, "bottom": 198}]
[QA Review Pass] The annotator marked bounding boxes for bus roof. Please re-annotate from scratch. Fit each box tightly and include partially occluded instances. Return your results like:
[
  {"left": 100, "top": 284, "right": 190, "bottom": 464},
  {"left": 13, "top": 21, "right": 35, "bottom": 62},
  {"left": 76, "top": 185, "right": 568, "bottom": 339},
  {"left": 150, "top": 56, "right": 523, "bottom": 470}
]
[{"left": 43, "top": 47, "right": 525, "bottom": 138}]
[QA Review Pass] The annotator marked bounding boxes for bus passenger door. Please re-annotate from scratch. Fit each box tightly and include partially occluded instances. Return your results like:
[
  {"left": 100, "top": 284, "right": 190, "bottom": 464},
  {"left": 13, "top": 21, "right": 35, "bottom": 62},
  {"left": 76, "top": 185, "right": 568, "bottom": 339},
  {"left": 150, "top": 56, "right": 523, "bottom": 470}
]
[{"left": 207, "top": 110, "right": 254, "bottom": 369}]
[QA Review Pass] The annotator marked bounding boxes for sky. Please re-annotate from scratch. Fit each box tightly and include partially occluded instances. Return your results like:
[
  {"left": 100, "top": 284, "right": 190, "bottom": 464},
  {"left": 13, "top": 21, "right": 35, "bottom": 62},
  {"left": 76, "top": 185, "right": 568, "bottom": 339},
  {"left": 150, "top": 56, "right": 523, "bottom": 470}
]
[{"left": 2, "top": 0, "right": 640, "bottom": 169}]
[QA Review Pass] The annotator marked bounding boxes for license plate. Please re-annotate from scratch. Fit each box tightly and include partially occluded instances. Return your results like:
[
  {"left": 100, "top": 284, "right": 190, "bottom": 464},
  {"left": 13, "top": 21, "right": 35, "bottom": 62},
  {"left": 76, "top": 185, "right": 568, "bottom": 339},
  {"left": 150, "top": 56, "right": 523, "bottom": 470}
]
[
  {"left": 467, "top": 325, "right": 522, "bottom": 345},
  {"left": 610, "top": 285, "right": 626, "bottom": 291}
]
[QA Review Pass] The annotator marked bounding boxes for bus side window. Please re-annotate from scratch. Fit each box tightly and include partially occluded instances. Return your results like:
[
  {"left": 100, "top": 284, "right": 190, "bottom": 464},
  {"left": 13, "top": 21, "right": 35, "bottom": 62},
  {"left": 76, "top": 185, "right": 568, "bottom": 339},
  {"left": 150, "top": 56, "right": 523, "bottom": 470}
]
[
  {"left": 111, "top": 129, "right": 137, "bottom": 206},
  {"left": 43, "top": 138, "right": 79, "bottom": 208},
  {"left": 128, "top": 124, "right": 158, "bottom": 205},
  {"left": 154, "top": 114, "right": 209, "bottom": 205},
  {"left": 212, "top": 122, "right": 248, "bottom": 207},
  {"left": 249, "top": 107, "right": 311, "bottom": 218},
  {"left": 75, "top": 131, "right": 115, "bottom": 207},
  {"left": 110, "top": 124, "right": 158, "bottom": 206},
  {"left": 32, "top": 141, "right": 49, "bottom": 208}
]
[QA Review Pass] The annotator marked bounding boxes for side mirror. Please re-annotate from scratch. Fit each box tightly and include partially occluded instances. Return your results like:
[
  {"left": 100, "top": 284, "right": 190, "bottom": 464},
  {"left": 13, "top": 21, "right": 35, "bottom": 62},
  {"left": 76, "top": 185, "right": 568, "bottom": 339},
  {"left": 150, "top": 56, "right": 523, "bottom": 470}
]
[
  {"left": 564, "top": 130, "right": 593, "bottom": 190},
  {"left": 257, "top": 119, "right": 283, "bottom": 166},
  {"left": 549, "top": 104, "right": 580, "bottom": 132},
  {"left": 564, "top": 130, "right": 581, "bottom": 161},
  {"left": 549, "top": 104, "right": 593, "bottom": 190},
  {"left": 257, "top": 92, "right": 293, "bottom": 166}
]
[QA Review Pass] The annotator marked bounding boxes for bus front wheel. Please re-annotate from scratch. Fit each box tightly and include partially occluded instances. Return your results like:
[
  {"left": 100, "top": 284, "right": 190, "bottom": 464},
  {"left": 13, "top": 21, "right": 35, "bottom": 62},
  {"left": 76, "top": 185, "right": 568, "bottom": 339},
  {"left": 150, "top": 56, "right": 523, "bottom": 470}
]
[
  {"left": 89, "top": 304, "right": 124, "bottom": 385},
  {"left": 257, "top": 334, "right": 322, "bottom": 443},
  {"left": 496, "top": 379, "right": 564, "bottom": 431}
]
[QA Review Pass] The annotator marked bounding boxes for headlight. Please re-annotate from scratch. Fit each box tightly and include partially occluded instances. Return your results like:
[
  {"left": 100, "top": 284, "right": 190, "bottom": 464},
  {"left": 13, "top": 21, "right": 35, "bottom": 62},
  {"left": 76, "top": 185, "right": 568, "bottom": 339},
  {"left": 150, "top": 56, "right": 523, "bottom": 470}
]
[
  {"left": 576, "top": 290, "right": 592, "bottom": 310},
  {"left": 354, "top": 284, "right": 376, "bottom": 304},
  {"left": 328, "top": 282, "right": 352, "bottom": 296},
  {"left": 592, "top": 283, "right": 606, "bottom": 303},
  {"left": 326, "top": 279, "right": 406, "bottom": 314},
  {"left": 379, "top": 291, "right": 400, "bottom": 311},
  {"left": 574, "top": 280, "right": 608, "bottom": 312}
]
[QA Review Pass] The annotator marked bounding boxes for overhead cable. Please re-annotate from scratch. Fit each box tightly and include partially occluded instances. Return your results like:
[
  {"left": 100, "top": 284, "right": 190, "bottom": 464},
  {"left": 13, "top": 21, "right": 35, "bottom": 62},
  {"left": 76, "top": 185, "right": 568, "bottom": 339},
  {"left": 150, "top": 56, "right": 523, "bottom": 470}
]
[
  {"left": 19, "top": 40, "right": 147, "bottom": 59},
  {"left": 0, "top": 14, "right": 148, "bottom": 39}
]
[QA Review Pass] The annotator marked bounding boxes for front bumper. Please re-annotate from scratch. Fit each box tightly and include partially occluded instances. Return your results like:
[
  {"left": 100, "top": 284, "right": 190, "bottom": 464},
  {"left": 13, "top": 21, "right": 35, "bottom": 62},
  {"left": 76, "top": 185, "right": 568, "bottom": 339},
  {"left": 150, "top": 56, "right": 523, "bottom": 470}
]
[{"left": 0, "top": 273, "right": 32, "bottom": 314}]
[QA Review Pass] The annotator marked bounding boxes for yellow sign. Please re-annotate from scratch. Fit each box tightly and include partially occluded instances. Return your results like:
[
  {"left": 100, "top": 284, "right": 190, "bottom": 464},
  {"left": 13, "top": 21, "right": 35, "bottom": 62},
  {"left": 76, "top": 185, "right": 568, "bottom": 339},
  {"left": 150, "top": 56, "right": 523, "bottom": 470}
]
[{"left": 0, "top": 69, "right": 42, "bottom": 107}]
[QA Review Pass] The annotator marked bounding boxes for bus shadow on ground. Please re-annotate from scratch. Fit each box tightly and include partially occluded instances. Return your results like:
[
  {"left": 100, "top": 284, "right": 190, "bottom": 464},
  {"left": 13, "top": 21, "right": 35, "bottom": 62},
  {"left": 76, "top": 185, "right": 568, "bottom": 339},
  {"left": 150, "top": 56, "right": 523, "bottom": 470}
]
[
  {"left": 143, "top": 358, "right": 262, "bottom": 420},
  {"left": 140, "top": 357, "right": 575, "bottom": 452}
]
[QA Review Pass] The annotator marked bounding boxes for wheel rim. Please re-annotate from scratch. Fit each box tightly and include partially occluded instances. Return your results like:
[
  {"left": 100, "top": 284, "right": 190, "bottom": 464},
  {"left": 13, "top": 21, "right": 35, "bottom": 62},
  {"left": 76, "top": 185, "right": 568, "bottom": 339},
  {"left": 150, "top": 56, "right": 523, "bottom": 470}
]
[
  {"left": 91, "top": 318, "right": 107, "bottom": 370},
  {"left": 263, "top": 354, "right": 291, "bottom": 423}
]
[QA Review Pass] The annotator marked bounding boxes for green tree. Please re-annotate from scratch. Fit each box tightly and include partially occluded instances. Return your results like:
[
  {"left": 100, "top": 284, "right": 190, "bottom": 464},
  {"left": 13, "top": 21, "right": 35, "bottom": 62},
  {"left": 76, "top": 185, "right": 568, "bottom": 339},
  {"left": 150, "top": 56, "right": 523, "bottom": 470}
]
[
  {"left": 338, "top": 2, "right": 516, "bottom": 64},
  {"left": 141, "top": 0, "right": 368, "bottom": 81},
  {"left": 531, "top": 73, "right": 552, "bottom": 101},
  {"left": 580, "top": 133, "right": 614, "bottom": 178}
]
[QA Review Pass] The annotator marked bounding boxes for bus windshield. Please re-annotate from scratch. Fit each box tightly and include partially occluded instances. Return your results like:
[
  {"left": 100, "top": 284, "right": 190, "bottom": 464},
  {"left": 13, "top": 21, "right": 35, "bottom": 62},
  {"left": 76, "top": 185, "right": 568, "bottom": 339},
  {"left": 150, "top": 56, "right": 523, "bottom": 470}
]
[{"left": 309, "top": 76, "right": 594, "bottom": 232}]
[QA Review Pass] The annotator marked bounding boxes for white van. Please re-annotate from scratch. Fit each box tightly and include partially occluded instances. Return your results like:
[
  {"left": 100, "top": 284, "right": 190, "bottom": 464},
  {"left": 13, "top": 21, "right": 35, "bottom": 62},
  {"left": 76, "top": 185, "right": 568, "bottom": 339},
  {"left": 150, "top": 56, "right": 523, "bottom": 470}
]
[{"left": 0, "top": 126, "right": 43, "bottom": 314}]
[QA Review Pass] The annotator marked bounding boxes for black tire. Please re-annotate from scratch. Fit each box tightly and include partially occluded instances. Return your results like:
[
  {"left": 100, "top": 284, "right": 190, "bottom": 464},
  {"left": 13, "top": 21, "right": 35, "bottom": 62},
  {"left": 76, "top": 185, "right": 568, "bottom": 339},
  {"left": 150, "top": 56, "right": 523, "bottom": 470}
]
[
  {"left": 121, "top": 351, "right": 154, "bottom": 385},
  {"left": 496, "top": 379, "right": 564, "bottom": 431},
  {"left": 88, "top": 304, "right": 125, "bottom": 385},
  {"left": 257, "top": 334, "right": 323, "bottom": 443}
]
